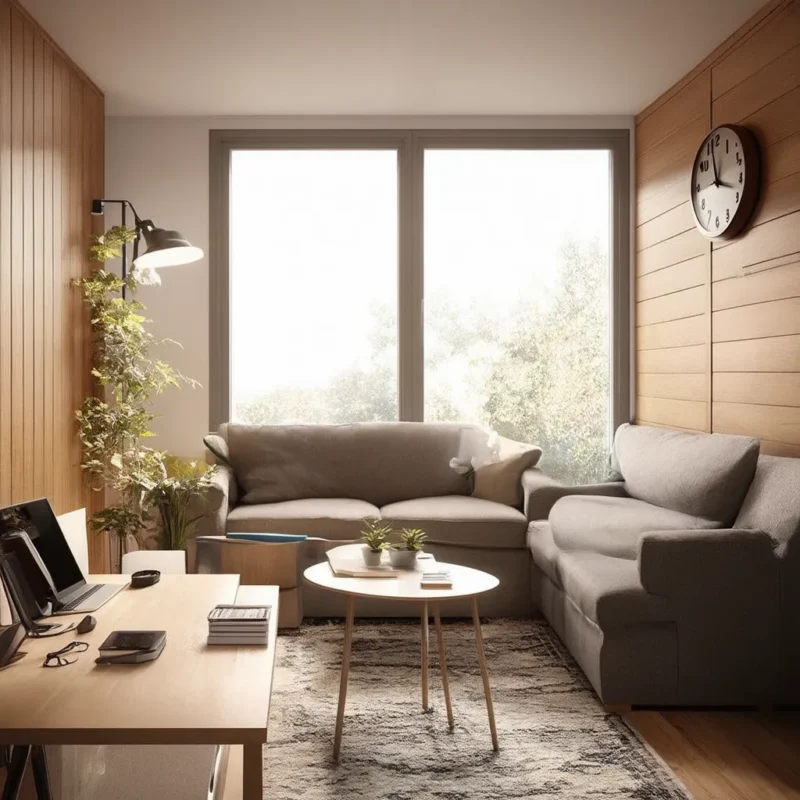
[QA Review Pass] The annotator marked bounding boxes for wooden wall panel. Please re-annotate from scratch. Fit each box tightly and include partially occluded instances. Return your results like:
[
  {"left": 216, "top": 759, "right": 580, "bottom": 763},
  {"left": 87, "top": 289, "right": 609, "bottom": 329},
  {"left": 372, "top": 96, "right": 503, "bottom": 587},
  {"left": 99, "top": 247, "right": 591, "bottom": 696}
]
[
  {"left": 0, "top": 0, "right": 106, "bottom": 570},
  {"left": 635, "top": 0, "right": 800, "bottom": 458}
]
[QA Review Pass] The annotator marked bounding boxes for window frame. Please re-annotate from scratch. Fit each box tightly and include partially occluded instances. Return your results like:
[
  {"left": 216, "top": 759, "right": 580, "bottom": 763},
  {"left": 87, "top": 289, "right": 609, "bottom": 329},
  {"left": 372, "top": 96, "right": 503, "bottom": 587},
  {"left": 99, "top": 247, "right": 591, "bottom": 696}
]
[{"left": 209, "top": 128, "right": 631, "bottom": 435}]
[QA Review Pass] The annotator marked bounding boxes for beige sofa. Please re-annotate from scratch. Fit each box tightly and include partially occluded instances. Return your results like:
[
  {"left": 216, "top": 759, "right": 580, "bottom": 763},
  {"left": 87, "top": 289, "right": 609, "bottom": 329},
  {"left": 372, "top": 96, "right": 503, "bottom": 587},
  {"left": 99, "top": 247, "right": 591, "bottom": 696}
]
[{"left": 190, "top": 422, "right": 539, "bottom": 618}]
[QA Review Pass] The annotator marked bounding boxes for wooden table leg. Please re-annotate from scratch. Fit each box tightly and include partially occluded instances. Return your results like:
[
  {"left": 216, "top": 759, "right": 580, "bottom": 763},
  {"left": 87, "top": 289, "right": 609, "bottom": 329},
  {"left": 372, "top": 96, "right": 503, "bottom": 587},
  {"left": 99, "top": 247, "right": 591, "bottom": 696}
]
[
  {"left": 242, "top": 743, "right": 263, "bottom": 799},
  {"left": 333, "top": 595, "right": 355, "bottom": 760},
  {"left": 433, "top": 604, "right": 454, "bottom": 729},
  {"left": 421, "top": 600, "right": 429, "bottom": 711},
  {"left": 471, "top": 597, "right": 498, "bottom": 751}
]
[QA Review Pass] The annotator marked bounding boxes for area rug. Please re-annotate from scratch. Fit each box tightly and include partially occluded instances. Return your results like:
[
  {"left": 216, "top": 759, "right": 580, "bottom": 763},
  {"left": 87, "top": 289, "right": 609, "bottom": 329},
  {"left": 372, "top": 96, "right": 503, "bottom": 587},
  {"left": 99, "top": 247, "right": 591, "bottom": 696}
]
[{"left": 265, "top": 619, "right": 690, "bottom": 799}]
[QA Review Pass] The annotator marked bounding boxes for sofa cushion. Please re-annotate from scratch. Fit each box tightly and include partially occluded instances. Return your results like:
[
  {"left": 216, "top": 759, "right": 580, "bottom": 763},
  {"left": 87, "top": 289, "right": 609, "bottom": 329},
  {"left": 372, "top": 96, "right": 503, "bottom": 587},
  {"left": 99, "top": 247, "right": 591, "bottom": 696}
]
[
  {"left": 611, "top": 423, "right": 759, "bottom": 525},
  {"left": 550, "top": 495, "right": 722, "bottom": 560},
  {"left": 527, "top": 520, "right": 563, "bottom": 587},
  {"left": 472, "top": 448, "right": 543, "bottom": 508},
  {"left": 226, "top": 498, "right": 380, "bottom": 540},
  {"left": 380, "top": 496, "right": 528, "bottom": 549},
  {"left": 203, "top": 434, "right": 231, "bottom": 466},
  {"left": 223, "top": 422, "right": 481, "bottom": 506},
  {"left": 735, "top": 455, "right": 800, "bottom": 554},
  {"left": 559, "top": 551, "right": 673, "bottom": 626}
]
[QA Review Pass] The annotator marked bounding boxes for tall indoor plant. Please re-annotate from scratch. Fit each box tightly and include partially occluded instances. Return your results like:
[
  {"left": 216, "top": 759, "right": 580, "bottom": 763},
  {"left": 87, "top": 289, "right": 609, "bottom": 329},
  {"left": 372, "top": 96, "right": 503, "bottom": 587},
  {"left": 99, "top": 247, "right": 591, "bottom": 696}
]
[{"left": 75, "top": 225, "right": 197, "bottom": 570}]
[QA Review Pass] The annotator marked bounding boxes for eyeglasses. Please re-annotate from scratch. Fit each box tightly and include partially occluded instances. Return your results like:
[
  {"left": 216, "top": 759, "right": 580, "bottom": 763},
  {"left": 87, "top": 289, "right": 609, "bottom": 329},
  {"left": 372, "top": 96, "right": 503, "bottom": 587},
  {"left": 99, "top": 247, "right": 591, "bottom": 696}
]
[{"left": 43, "top": 641, "right": 89, "bottom": 668}]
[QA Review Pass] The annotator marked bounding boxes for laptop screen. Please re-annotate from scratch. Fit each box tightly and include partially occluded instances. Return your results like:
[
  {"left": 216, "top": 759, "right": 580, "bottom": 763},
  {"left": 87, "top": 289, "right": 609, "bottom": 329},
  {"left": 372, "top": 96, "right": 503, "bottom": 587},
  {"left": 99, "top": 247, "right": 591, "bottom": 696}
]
[{"left": 0, "top": 499, "right": 85, "bottom": 598}]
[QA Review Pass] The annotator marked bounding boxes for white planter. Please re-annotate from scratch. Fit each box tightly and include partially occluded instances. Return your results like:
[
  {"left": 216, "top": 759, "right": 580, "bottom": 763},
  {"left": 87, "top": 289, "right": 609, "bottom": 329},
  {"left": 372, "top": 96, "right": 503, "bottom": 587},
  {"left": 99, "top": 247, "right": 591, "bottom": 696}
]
[
  {"left": 362, "top": 547, "right": 383, "bottom": 567},
  {"left": 388, "top": 549, "right": 418, "bottom": 569}
]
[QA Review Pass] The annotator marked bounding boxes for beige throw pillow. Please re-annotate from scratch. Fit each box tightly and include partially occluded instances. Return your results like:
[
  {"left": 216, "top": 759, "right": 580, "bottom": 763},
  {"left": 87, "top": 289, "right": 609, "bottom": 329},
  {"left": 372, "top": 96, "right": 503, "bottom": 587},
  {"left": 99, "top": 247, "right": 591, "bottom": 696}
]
[{"left": 472, "top": 448, "right": 543, "bottom": 508}]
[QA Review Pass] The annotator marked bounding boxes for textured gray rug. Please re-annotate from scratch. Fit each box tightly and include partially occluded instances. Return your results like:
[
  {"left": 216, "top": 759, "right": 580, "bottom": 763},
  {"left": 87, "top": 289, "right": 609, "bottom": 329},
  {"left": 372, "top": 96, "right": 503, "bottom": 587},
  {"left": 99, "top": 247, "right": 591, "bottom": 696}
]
[{"left": 266, "top": 619, "right": 690, "bottom": 799}]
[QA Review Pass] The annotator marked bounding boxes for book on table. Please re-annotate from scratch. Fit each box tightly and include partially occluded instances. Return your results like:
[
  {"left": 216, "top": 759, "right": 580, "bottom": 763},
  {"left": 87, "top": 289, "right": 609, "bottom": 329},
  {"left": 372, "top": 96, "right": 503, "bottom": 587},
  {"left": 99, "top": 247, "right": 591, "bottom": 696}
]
[
  {"left": 207, "top": 604, "right": 271, "bottom": 646},
  {"left": 420, "top": 569, "right": 453, "bottom": 589},
  {"left": 327, "top": 549, "right": 399, "bottom": 578}
]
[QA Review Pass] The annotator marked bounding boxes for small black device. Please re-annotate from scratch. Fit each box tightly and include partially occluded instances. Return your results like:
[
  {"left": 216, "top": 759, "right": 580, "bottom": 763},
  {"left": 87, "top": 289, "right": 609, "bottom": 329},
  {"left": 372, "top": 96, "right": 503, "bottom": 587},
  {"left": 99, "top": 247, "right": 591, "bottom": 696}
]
[
  {"left": 130, "top": 570, "right": 160, "bottom": 589},
  {"left": 76, "top": 615, "right": 97, "bottom": 634},
  {"left": 0, "top": 622, "right": 25, "bottom": 669},
  {"left": 0, "top": 532, "right": 60, "bottom": 619}
]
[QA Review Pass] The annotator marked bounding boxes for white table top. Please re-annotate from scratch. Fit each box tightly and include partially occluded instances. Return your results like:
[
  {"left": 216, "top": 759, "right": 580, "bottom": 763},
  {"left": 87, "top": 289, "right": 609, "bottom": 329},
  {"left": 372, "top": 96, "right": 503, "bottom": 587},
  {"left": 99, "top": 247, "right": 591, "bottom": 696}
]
[{"left": 303, "top": 545, "right": 499, "bottom": 601}]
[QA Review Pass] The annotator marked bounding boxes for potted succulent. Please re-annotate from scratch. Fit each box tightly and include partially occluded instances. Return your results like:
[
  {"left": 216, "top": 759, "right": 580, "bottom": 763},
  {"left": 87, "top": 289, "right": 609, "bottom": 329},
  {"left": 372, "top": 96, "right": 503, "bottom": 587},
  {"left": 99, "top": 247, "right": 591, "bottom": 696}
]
[
  {"left": 360, "top": 519, "right": 392, "bottom": 567},
  {"left": 388, "top": 528, "right": 427, "bottom": 569}
]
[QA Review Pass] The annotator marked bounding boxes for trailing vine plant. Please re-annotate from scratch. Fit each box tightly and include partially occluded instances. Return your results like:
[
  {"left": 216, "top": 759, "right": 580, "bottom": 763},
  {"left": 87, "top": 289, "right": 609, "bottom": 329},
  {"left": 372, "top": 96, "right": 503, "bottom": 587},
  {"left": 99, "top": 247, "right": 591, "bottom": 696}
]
[{"left": 75, "top": 225, "right": 197, "bottom": 569}]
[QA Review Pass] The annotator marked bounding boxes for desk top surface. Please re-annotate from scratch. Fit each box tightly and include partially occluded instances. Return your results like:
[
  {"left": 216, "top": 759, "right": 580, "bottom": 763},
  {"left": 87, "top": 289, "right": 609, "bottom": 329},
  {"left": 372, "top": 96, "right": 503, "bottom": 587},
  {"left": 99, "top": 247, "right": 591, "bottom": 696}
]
[{"left": 0, "top": 574, "right": 278, "bottom": 745}]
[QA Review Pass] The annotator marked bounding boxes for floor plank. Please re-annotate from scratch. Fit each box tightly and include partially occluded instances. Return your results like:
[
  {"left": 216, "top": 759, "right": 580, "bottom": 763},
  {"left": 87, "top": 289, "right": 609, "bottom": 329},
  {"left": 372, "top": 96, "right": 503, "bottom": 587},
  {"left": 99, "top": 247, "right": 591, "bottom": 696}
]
[{"left": 627, "top": 710, "right": 800, "bottom": 800}]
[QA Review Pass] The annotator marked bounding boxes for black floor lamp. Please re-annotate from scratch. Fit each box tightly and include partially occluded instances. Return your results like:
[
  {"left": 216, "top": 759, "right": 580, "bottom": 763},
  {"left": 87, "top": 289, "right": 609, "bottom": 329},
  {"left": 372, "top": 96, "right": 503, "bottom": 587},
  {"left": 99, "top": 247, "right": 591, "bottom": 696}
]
[{"left": 91, "top": 199, "right": 203, "bottom": 295}]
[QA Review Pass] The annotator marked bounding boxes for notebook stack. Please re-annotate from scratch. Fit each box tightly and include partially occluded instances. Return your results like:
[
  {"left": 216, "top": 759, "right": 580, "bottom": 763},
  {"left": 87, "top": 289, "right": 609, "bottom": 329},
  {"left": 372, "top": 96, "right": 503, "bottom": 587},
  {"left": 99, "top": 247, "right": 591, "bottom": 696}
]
[
  {"left": 207, "top": 605, "right": 271, "bottom": 646},
  {"left": 420, "top": 569, "right": 453, "bottom": 589}
]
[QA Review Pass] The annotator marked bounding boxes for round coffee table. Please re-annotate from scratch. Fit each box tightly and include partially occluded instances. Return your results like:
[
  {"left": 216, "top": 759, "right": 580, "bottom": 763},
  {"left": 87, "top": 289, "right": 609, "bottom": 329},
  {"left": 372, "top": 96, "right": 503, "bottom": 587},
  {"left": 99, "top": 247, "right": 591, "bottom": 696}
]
[{"left": 303, "top": 547, "right": 500, "bottom": 759}]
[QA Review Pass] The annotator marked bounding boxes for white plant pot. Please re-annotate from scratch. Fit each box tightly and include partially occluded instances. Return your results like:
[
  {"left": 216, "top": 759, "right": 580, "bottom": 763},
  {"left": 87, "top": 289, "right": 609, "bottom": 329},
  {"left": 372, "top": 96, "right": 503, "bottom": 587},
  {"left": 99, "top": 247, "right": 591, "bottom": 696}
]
[
  {"left": 388, "top": 549, "right": 418, "bottom": 569},
  {"left": 362, "top": 547, "right": 383, "bottom": 567}
]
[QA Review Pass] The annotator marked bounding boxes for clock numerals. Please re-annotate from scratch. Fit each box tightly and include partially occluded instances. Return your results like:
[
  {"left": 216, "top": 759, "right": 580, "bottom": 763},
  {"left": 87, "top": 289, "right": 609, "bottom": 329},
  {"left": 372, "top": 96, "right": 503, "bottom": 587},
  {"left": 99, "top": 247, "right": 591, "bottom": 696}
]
[
  {"left": 736, "top": 151, "right": 741, "bottom": 166},
  {"left": 726, "top": 208, "right": 730, "bottom": 223},
  {"left": 715, "top": 215, "right": 720, "bottom": 230},
  {"left": 739, "top": 172, "right": 743, "bottom": 184},
  {"left": 701, "top": 198, "right": 706, "bottom": 211},
  {"left": 736, "top": 191, "right": 740, "bottom": 203}
]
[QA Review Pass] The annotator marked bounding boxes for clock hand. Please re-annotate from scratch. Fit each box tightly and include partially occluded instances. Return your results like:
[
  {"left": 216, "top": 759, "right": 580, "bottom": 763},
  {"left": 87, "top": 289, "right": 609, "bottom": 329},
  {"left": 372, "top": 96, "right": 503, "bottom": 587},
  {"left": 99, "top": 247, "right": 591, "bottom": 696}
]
[{"left": 710, "top": 139, "right": 719, "bottom": 187}]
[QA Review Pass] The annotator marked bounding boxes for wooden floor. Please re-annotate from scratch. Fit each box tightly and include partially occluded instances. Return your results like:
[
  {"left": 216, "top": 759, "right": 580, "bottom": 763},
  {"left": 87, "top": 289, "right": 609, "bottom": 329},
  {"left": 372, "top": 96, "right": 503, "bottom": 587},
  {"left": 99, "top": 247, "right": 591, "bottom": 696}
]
[{"left": 627, "top": 710, "right": 800, "bottom": 800}]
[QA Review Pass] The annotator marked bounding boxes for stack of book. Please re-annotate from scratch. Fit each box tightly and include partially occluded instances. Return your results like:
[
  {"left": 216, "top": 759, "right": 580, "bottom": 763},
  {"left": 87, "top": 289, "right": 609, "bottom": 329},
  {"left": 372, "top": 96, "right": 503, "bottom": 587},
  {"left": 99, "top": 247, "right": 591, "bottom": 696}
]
[
  {"left": 420, "top": 569, "right": 453, "bottom": 589},
  {"left": 207, "top": 605, "right": 271, "bottom": 646}
]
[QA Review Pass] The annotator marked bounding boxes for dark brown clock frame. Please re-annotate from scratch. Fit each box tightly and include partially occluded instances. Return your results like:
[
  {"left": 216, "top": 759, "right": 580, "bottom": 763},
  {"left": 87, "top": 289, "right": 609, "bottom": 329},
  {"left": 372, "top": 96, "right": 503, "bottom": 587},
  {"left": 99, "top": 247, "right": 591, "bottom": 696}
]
[{"left": 690, "top": 123, "right": 761, "bottom": 241}]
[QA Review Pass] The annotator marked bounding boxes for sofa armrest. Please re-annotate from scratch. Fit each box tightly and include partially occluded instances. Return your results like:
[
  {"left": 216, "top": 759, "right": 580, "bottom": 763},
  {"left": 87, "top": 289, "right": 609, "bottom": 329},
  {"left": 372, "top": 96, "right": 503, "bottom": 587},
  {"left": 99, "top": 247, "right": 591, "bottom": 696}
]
[
  {"left": 185, "top": 465, "right": 235, "bottom": 571},
  {"left": 638, "top": 528, "right": 777, "bottom": 596},
  {"left": 637, "top": 527, "right": 780, "bottom": 704},
  {"left": 521, "top": 468, "right": 628, "bottom": 521}
]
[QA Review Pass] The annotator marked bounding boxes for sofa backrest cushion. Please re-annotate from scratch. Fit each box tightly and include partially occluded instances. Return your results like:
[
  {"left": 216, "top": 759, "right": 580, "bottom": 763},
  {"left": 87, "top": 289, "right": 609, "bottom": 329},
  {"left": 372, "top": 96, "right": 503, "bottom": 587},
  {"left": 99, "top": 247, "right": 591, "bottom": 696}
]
[
  {"left": 610, "top": 423, "right": 759, "bottom": 525},
  {"left": 735, "top": 455, "right": 800, "bottom": 554},
  {"left": 221, "top": 422, "right": 482, "bottom": 506}
]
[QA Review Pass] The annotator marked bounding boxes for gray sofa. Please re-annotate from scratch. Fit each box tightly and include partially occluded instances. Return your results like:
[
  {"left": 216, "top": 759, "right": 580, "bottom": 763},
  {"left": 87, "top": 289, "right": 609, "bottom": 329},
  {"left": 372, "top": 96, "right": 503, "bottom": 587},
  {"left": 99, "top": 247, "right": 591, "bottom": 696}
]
[
  {"left": 192, "top": 419, "right": 799, "bottom": 707},
  {"left": 527, "top": 423, "right": 800, "bottom": 707},
  {"left": 190, "top": 422, "right": 540, "bottom": 618}
]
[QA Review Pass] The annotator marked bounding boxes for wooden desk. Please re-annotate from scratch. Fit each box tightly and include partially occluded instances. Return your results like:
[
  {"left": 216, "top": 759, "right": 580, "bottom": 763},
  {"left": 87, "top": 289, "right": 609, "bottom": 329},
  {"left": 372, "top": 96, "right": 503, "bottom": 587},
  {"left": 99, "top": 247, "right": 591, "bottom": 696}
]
[{"left": 0, "top": 574, "right": 278, "bottom": 799}]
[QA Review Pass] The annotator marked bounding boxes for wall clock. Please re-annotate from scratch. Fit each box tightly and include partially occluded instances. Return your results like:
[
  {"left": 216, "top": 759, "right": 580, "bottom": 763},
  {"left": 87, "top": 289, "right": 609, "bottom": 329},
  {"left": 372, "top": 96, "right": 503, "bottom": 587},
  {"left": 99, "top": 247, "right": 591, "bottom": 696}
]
[{"left": 690, "top": 124, "right": 760, "bottom": 241}]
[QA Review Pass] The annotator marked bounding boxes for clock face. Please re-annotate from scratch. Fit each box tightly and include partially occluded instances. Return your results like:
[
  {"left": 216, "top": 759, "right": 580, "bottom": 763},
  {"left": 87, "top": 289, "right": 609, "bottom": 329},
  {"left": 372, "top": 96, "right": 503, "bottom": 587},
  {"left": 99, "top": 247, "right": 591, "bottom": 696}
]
[{"left": 690, "top": 125, "right": 760, "bottom": 240}]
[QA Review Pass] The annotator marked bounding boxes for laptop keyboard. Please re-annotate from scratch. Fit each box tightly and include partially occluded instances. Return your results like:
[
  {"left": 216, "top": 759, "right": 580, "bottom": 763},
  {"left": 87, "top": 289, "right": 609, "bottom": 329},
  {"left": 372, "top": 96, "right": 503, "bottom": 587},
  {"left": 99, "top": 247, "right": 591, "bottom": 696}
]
[{"left": 60, "top": 583, "right": 104, "bottom": 611}]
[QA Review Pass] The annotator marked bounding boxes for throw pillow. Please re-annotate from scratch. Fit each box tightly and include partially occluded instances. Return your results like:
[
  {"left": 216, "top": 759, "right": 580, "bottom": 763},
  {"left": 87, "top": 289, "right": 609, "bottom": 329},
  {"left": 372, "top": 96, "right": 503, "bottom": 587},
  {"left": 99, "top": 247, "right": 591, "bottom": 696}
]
[
  {"left": 203, "top": 434, "right": 232, "bottom": 466},
  {"left": 472, "top": 447, "right": 543, "bottom": 508}
]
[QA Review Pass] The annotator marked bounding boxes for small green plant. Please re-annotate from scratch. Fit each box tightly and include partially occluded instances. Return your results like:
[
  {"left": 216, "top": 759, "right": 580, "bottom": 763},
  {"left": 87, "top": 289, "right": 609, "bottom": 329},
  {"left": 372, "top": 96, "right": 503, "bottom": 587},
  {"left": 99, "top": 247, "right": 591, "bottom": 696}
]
[
  {"left": 395, "top": 528, "right": 427, "bottom": 552},
  {"left": 360, "top": 518, "right": 393, "bottom": 552},
  {"left": 147, "top": 457, "right": 217, "bottom": 551}
]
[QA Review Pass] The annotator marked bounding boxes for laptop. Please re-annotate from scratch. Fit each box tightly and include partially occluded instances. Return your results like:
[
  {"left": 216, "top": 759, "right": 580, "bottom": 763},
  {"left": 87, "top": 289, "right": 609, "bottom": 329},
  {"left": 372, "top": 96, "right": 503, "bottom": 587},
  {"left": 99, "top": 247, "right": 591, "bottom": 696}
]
[{"left": 0, "top": 499, "right": 128, "bottom": 616}]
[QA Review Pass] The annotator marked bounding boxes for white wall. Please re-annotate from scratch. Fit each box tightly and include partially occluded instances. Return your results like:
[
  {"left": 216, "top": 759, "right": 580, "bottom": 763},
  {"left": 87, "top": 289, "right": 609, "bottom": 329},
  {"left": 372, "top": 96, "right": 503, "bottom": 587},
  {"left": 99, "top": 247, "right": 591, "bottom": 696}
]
[{"left": 105, "top": 115, "right": 634, "bottom": 458}]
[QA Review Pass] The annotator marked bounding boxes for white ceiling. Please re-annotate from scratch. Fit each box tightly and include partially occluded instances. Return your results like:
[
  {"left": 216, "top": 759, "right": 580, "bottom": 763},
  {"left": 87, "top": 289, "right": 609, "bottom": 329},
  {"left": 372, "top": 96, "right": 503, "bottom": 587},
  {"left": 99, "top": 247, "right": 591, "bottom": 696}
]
[{"left": 23, "top": 0, "right": 767, "bottom": 117}]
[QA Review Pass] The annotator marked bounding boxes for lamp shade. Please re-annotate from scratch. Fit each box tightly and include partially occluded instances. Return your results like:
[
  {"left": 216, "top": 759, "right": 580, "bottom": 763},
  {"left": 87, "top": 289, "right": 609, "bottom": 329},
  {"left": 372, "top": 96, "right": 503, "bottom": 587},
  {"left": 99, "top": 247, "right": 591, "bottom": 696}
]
[{"left": 134, "top": 223, "right": 203, "bottom": 269}]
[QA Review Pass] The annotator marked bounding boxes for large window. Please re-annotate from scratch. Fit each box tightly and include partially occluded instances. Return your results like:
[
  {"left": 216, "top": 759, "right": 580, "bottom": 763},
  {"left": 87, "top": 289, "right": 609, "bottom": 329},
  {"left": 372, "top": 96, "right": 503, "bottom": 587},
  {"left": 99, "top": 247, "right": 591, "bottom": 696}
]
[
  {"left": 424, "top": 150, "right": 611, "bottom": 482},
  {"left": 211, "top": 131, "right": 630, "bottom": 484},
  {"left": 229, "top": 150, "right": 398, "bottom": 424}
]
